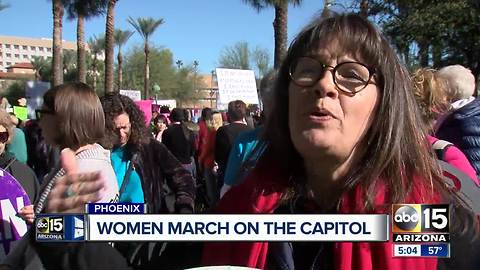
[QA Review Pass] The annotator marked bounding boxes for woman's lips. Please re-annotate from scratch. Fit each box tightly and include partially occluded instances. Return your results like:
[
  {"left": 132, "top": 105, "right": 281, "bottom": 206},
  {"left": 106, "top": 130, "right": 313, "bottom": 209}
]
[
  {"left": 308, "top": 113, "right": 334, "bottom": 122},
  {"left": 308, "top": 109, "right": 335, "bottom": 123}
]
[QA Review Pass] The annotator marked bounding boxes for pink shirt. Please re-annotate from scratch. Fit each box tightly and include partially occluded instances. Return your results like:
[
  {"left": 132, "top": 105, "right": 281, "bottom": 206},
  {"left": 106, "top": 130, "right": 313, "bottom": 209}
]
[{"left": 427, "top": 135, "right": 479, "bottom": 185}]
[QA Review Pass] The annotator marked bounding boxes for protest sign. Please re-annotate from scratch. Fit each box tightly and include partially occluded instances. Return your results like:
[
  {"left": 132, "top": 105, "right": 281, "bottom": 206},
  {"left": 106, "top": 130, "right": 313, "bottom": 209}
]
[
  {"left": 135, "top": 100, "right": 153, "bottom": 124},
  {"left": 152, "top": 99, "right": 176, "bottom": 109},
  {"left": 120, "top": 90, "right": 142, "bottom": 101},
  {"left": 216, "top": 68, "right": 259, "bottom": 105},
  {"left": 0, "top": 168, "right": 30, "bottom": 259},
  {"left": 13, "top": 106, "right": 28, "bottom": 121}
]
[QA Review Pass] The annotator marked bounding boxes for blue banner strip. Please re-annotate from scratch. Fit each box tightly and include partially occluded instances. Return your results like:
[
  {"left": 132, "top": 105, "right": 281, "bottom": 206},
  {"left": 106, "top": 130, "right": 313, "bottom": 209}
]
[{"left": 86, "top": 203, "right": 146, "bottom": 214}]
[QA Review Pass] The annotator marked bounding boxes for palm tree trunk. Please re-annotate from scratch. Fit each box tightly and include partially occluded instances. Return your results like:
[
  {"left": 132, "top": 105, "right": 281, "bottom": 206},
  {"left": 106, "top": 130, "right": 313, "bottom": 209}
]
[
  {"left": 418, "top": 39, "right": 429, "bottom": 67},
  {"left": 92, "top": 56, "right": 98, "bottom": 92},
  {"left": 35, "top": 70, "right": 41, "bottom": 81},
  {"left": 144, "top": 41, "right": 150, "bottom": 99},
  {"left": 432, "top": 44, "right": 442, "bottom": 68},
  {"left": 360, "top": 0, "right": 368, "bottom": 18},
  {"left": 52, "top": 0, "right": 64, "bottom": 86},
  {"left": 104, "top": 0, "right": 117, "bottom": 94},
  {"left": 321, "top": 0, "right": 332, "bottom": 18},
  {"left": 63, "top": 57, "right": 68, "bottom": 75},
  {"left": 403, "top": 46, "right": 410, "bottom": 67},
  {"left": 117, "top": 49, "right": 123, "bottom": 90},
  {"left": 77, "top": 14, "right": 86, "bottom": 83},
  {"left": 273, "top": 3, "right": 288, "bottom": 69},
  {"left": 93, "top": 72, "right": 98, "bottom": 92}
]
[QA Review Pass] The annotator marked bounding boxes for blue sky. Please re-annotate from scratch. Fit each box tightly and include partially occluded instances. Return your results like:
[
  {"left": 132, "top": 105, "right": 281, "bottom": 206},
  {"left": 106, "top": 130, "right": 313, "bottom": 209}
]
[{"left": 0, "top": 0, "right": 350, "bottom": 75}]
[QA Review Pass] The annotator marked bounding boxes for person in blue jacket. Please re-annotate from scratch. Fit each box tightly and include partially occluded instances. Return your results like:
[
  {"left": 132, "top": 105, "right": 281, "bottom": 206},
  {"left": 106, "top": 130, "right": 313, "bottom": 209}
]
[
  {"left": 220, "top": 71, "right": 276, "bottom": 197},
  {"left": 435, "top": 65, "right": 480, "bottom": 177}
]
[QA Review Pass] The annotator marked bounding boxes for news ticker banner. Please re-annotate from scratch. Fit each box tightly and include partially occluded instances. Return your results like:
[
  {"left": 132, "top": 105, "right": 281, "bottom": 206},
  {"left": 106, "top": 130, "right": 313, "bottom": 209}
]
[
  {"left": 86, "top": 214, "right": 388, "bottom": 241},
  {"left": 36, "top": 203, "right": 388, "bottom": 242},
  {"left": 35, "top": 203, "right": 451, "bottom": 258}
]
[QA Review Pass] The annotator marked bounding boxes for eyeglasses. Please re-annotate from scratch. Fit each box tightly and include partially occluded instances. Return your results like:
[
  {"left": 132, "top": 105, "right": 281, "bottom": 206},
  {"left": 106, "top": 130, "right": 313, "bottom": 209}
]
[
  {"left": 35, "top": 109, "right": 54, "bottom": 120},
  {"left": 0, "top": 131, "right": 8, "bottom": 143},
  {"left": 289, "top": 57, "right": 376, "bottom": 95}
]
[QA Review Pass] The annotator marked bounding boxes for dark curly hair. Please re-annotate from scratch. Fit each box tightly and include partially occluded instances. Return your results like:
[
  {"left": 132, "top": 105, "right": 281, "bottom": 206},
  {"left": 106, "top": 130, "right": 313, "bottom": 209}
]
[{"left": 100, "top": 93, "right": 150, "bottom": 152}]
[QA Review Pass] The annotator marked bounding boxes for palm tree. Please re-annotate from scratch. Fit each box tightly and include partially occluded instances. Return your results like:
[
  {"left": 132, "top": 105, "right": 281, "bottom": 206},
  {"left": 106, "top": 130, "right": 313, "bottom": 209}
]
[
  {"left": 175, "top": 60, "right": 183, "bottom": 69},
  {"left": 114, "top": 29, "right": 133, "bottom": 90},
  {"left": 0, "top": 1, "right": 10, "bottom": 11},
  {"left": 88, "top": 35, "right": 105, "bottom": 92},
  {"left": 104, "top": 0, "right": 118, "bottom": 94},
  {"left": 31, "top": 56, "right": 49, "bottom": 81},
  {"left": 193, "top": 60, "right": 199, "bottom": 91},
  {"left": 321, "top": 0, "right": 333, "bottom": 18},
  {"left": 128, "top": 16, "right": 164, "bottom": 99},
  {"left": 359, "top": 0, "right": 368, "bottom": 18},
  {"left": 52, "top": 0, "right": 64, "bottom": 86},
  {"left": 243, "top": 0, "right": 302, "bottom": 69},
  {"left": 63, "top": 0, "right": 107, "bottom": 83}
]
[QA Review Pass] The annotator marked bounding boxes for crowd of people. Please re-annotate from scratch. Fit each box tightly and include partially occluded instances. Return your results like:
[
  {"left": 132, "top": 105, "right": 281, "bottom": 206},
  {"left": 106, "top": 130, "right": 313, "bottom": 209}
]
[{"left": 0, "top": 12, "right": 478, "bottom": 270}]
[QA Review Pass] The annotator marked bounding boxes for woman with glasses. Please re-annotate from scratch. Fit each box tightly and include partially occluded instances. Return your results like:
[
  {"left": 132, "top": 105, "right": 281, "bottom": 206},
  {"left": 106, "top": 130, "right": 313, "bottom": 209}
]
[
  {"left": 6, "top": 83, "right": 119, "bottom": 270},
  {"left": 40, "top": 82, "right": 119, "bottom": 203},
  {"left": 201, "top": 13, "right": 479, "bottom": 269},
  {"left": 18, "top": 82, "right": 119, "bottom": 223},
  {"left": 26, "top": 13, "right": 478, "bottom": 270},
  {"left": 152, "top": 114, "right": 168, "bottom": 142},
  {"left": 0, "top": 110, "right": 38, "bottom": 223}
]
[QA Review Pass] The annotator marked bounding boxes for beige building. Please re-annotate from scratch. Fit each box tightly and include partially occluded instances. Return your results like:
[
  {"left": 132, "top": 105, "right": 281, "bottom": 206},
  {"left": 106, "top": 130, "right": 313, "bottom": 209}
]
[
  {"left": 181, "top": 74, "right": 219, "bottom": 109},
  {"left": 0, "top": 35, "right": 77, "bottom": 72},
  {"left": 6, "top": 62, "right": 35, "bottom": 74}
]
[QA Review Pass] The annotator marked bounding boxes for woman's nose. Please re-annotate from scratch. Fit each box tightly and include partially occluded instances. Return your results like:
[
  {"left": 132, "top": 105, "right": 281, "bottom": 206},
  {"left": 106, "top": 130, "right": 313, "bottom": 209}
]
[{"left": 313, "top": 70, "right": 338, "bottom": 99}]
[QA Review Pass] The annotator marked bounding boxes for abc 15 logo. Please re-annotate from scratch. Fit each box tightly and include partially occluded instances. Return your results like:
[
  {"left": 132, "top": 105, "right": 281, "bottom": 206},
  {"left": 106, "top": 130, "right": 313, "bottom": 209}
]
[
  {"left": 36, "top": 217, "right": 64, "bottom": 234},
  {"left": 392, "top": 204, "right": 449, "bottom": 233}
]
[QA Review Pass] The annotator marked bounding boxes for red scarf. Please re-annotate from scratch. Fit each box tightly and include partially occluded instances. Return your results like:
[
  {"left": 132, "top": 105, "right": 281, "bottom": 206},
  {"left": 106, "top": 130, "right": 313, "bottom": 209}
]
[{"left": 202, "top": 155, "right": 439, "bottom": 269}]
